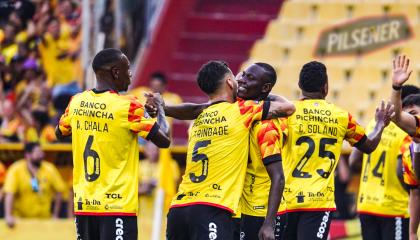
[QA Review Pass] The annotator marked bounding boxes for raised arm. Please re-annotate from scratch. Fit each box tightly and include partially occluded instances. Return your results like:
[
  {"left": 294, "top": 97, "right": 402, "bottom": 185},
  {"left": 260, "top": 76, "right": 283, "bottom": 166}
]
[
  {"left": 355, "top": 101, "right": 394, "bottom": 154},
  {"left": 391, "top": 55, "right": 417, "bottom": 136},
  {"left": 265, "top": 95, "right": 296, "bottom": 119}
]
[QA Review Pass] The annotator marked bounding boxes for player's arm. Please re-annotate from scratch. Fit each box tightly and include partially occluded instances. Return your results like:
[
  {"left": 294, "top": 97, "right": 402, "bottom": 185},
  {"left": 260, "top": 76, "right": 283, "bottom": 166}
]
[
  {"left": 354, "top": 101, "right": 394, "bottom": 154},
  {"left": 409, "top": 188, "right": 420, "bottom": 240},
  {"left": 52, "top": 192, "right": 62, "bottom": 218},
  {"left": 255, "top": 120, "right": 284, "bottom": 240},
  {"left": 144, "top": 92, "right": 208, "bottom": 120},
  {"left": 348, "top": 148, "right": 364, "bottom": 172},
  {"left": 265, "top": 96, "right": 295, "bottom": 119},
  {"left": 4, "top": 192, "right": 15, "bottom": 228},
  {"left": 55, "top": 99, "right": 73, "bottom": 140},
  {"left": 391, "top": 55, "right": 417, "bottom": 136},
  {"left": 149, "top": 105, "right": 171, "bottom": 148}
]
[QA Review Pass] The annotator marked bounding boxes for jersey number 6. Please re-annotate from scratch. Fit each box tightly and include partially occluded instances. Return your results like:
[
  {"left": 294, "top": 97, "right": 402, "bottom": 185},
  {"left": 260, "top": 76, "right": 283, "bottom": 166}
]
[
  {"left": 83, "top": 135, "right": 100, "bottom": 182},
  {"left": 190, "top": 140, "right": 211, "bottom": 183}
]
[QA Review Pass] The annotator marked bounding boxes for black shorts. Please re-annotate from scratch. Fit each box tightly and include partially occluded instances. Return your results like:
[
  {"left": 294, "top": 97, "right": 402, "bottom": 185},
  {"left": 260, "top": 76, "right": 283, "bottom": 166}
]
[
  {"left": 232, "top": 217, "right": 241, "bottom": 240},
  {"left": 277, "top": 211, "right": 332, "bottom": 240},
  {"left": 359, "top": 214, "right": 409, "bottom": 240},
  {"left": 240, "top": 214, "right": 265, "bottom": 240},
  {"left": 167, "top": 205, "right": 233, "bottom": 240},
  {"left": 75, "top": 215, "right": 137, "bottom": 240}
]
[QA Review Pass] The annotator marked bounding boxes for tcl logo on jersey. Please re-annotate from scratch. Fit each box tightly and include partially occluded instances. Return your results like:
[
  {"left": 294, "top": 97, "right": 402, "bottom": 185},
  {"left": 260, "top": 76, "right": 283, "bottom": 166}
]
[
  {"left": 115, "top": 218, "right": 124, "bottom": 240},
  {"left": 209, "top": 222, "right": 217, "bottom": 240},
  {"left": 317, "top": 211, "right": 330, "bottom": 239},
  {"left": 106, "top": 193, "right": 122, "bottom": 199}
]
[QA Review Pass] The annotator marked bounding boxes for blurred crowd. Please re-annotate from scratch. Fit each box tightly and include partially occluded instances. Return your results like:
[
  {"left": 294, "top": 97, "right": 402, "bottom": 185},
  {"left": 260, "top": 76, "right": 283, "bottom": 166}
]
[{"left": 0, "top": 0, "right": 82, "bottom": 145}]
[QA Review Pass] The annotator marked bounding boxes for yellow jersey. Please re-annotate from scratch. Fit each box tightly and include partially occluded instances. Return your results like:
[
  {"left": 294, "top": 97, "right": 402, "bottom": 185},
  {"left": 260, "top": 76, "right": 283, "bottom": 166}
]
[
  {"left": 402, "top": 143, "right": 419, "bottom": 188},
  {"left": 279, "top": 99, "right": 366, "bottom": 213},
  {"left": 3, "top": 160, "right": 66, "bottom": 218},
  {"left": 171, "top": 99, "right": 269, "bottom": 214},
  {"left": 357, "top": 121, "right": 411, "bottom": 217},
  {"left": 58, "top": 89, "right": 158, "bottom": 216},
  {"left": 240, "top": 119, "right": 285, "bottom": 217}
]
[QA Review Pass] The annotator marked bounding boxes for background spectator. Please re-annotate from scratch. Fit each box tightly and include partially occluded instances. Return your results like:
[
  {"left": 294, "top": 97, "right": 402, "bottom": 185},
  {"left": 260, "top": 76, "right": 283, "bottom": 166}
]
[{"left": 3, "top": 142, "right": 66, "bottom": 228}]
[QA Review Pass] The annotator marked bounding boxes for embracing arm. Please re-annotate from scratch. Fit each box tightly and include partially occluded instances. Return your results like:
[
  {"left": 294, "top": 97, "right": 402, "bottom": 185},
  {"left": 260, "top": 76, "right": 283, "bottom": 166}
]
[
  {"left": 164, "top": 103, "right": 209, "bottom": 120},
  {"left": 265, "top": 95, "right": 296, "bottom": 119}
]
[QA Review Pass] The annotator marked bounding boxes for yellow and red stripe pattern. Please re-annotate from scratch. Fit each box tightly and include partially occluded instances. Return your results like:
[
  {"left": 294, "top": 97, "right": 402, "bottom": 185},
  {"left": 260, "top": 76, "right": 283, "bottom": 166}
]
[
  {"left": 237, "top": 99, "right": 264, "bottom": 128},
  {"left": 58, "top": 96, "right": 75, "bottom": 136},
  {"left": 257, "top": 119, "right": 282, "bottom": 165},
  {"left": 402, "top": 141, "right": 419, "bottom": 187},
  {"left": 345, "top": 113, "right": 367, "bottom": 146},
  {"left": 127, "top": 97, "right": 157, "bottom": 139}
]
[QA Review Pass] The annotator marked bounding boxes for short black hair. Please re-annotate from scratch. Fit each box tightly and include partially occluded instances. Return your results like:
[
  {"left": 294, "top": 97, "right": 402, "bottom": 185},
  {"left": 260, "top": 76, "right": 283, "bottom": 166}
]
[
  {"left": 24, "top": 142, "right": 40, "bottom": 153},
  {"left": 197, "top": 61, "right": 231, "bottom": 95},
  {"left": 299, "top": 61, "right": 328, "bottom": 92},
  {"left": 255, "top": 62, "right": 277, "bottom": 85},
  {"left": 92, "top": 48, "right": 123, "bottom": 72},
  {"left": 401, "top": 84, "right": 419, "bottom": 100},
  {"left": 402, "top": 93, "right": 420, "bottom": 108},
  {"left": 149, "top": 72, "right": 167, "bottom": 85}
]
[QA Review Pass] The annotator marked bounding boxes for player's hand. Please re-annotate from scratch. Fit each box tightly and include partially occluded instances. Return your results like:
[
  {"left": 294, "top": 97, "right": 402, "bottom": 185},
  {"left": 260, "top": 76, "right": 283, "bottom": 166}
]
[
  {"left": 392, "top": 55, "right": 412, "bottom": 87},
  {"left": 144, "top": 92, "right": 159, "bottom": 118},
  {"left": 409, "top": 232, "right": 418, "bottom": 240},
  {"left": 5, "top": 215, "right": 15, "bottom": 228},
  {"left": 375, "top": 100, "right": 395, "bottom": 128},
  {"left": 258, "top": 222, "right": 275, "bottom": 240}
]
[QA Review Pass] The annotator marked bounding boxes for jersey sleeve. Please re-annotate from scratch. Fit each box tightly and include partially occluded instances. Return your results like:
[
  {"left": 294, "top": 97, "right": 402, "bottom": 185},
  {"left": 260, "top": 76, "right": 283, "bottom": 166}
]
[
  {"left": 237, "top": 99, "right": 270, "bottom": 128},
  {"left": 58, "top": 98, "right": 73, "bottom": 136},
  {"left": 3, "top": 165, "right": 18, "bottom": 194},
  {"left": 128, "top": 98, "right": 159, "bottom": 140},
  {"left": 414, "top": 115, "right": 420, "bottom": 138},
  {"left": 257, "top": 120, "right": 282, "bottom": 165},
  {"left": 345, "top": 113, "right": 367, "bottom": 147},
  {"left": 402, "top": 142, "right": 419, "bottom": 188}
]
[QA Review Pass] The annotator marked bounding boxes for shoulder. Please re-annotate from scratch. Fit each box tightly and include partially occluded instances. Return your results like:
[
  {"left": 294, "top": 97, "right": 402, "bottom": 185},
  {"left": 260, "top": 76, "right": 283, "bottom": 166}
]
[
  {"left": 42, "top": 161, "right": 59, "bottom": 172},
  {"left": 8, "top": 160, "right": 26, "bottom": 172}
]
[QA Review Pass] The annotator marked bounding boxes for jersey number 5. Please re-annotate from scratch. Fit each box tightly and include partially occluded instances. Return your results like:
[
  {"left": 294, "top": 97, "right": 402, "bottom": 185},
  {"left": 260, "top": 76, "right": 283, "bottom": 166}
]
[
  {"left": 83, "top": 135, "right": 100, "bottom": 182},
  {"left": 292, "top": 136, "right": 337, "bottom": 179},
  {"left": 190, "top": 140, "right": 211, "bottom": 183}
]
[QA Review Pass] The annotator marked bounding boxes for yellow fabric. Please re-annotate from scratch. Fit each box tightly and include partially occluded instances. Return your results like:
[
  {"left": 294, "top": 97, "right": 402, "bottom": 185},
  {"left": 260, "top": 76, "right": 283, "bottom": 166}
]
[
  {"left": 3, "top": 160, "right": 66, "bottom": 218},
  {"left": 171, "top": 99, "right": 266, "bottom": 214},
  {"left": 58, "top": 90, "right": 157, "bottom": 215},
  {"left": 241, "top": 119, "right": 284, "bottom": 217},
  {"left": 38, "top": 32, "right": 75, "bottom": 87},
  {"left": 1, "top": 43, "right": 18, "bottom": 64},
  {"left": 280, "top": 99, "right": 366, "bottom": 213},
  {"left": 159, "top": 148, "right": 177, "bottom": 212},
  {"left": 358, "top": 121, "right": 411, "bottom": 217}
]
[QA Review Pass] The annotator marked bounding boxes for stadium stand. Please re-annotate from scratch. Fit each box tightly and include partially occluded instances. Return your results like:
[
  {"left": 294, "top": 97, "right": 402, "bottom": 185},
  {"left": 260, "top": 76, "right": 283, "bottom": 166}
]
[{"left": 244, "top": 0, "right": 420, "bottom": 125}]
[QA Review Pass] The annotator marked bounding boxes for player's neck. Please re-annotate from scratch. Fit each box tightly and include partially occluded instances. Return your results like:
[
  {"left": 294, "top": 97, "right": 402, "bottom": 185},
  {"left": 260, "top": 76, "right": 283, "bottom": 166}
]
[
  {"left": 95, "top": 82, "right": 116, "bottom": 92},
  {"left": 208, "top": 92, "right": 234, "bottom": 104},
  {"left": 301, "top": 91, "right": 325, "bottom": 100}
]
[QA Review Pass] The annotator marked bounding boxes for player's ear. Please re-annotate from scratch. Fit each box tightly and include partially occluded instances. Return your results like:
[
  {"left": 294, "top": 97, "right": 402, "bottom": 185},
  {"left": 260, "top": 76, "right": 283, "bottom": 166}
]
[
  {"left": 322, "top": 81, "right": 329, "bottom": 97},
  {"left": 111, "top": 66, "right": 119, "bottom": 80},
  {"left": 262, "top": 82, "right": 272, "bottom": 94},
  {"left": 226, "top": 76, "right": 234, "bottom": 90}
]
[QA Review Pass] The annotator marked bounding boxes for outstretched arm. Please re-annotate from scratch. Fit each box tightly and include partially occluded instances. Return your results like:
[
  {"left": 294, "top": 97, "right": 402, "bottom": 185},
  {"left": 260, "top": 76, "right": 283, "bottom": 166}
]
[
  {"left": 145, "top": 93, "right": 208, "bottom": 120},
  {"left": 355, "top": 101, "right": 394, "bottom": 154},
  {"left": 390, "top": 55, "right": 417, "bottom": 136}
]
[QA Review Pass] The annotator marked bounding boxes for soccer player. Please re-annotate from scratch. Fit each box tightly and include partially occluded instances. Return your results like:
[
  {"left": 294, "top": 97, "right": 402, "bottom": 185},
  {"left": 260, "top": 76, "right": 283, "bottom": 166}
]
[
  {"left": 277, "top": 61, "right": 394, "bottom": 240},
  {"left": 349, "top": 90, "right": 413, "bottom": 240},
  {"left": 146, "top": 61, "right": 295, "bottom": 240},
  {"left": 236, "top": 64, "right": 285, "bottom": 240},
  {"left": 389, "top": 55, "right": 420, "bottom": 179},
  {"left": 400, "top": 94, "right": 420, "bottom": 240},
  {"left": 55, "top": 48, "right": 171, "bottom": 240}
]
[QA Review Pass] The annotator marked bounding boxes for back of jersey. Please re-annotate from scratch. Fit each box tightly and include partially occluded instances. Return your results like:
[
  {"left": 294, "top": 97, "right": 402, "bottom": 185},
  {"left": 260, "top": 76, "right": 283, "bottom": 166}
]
[
  {"left": 60, "top": 90, "right": 156, "bottom": 215},
  {"left": 171, "top": 100, "right": 266, "bottom": 214},
  {"left": 358, "top": 121, "right": 411, "bottom": 217},
  {"left": 281, "top": 99, "right": 366, "bottom": 212}
]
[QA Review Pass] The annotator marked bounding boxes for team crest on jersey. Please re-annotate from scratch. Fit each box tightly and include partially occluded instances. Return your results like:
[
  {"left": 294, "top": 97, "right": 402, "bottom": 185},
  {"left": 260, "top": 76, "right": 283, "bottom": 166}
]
[{"left": 296, "top": 192, "right": 305, "bottom": 203}]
